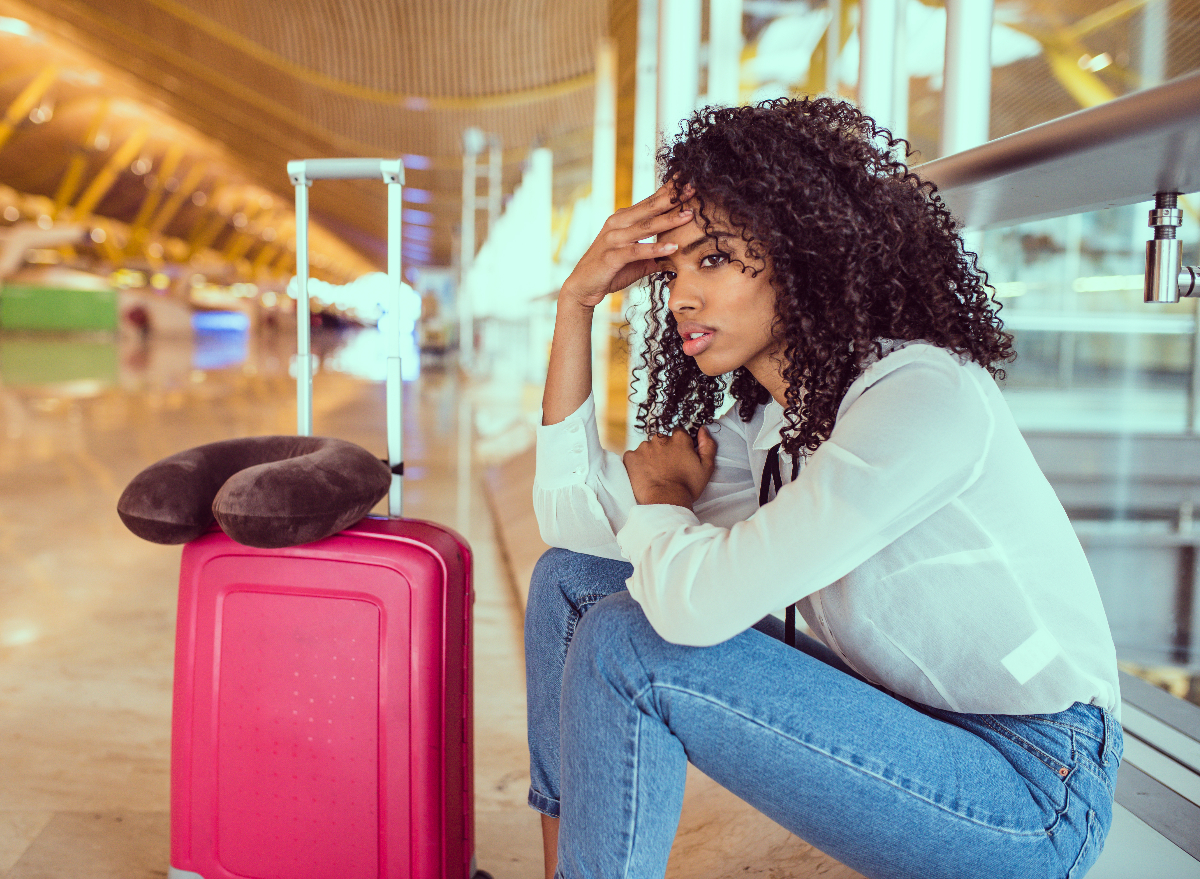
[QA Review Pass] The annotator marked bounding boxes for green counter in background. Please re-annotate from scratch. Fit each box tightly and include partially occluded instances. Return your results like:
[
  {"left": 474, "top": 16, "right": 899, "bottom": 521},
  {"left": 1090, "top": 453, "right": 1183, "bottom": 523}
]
[{"left": 0, "top": 284, "right": 119, "bottom": 332}]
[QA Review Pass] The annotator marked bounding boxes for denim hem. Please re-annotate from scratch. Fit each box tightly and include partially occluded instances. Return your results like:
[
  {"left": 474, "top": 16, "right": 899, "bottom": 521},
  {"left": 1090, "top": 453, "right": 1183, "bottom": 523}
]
[{"left": 528, "top": 787, "right": 561, "bottom": 818}]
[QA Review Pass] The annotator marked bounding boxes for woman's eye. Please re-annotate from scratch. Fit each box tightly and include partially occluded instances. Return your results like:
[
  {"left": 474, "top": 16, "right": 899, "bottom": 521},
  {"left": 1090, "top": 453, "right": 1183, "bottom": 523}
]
[
  {"left": 699, "top": 253, "right": 727, "bottom": 268},
  {"left": 656, "top": 270, "right": 676, "bottom": 283}
]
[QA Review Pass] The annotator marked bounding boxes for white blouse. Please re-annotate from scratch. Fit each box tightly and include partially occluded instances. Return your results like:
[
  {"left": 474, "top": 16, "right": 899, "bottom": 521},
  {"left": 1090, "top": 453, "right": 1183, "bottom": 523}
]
[{"left": 533, "top": 343, "right": 1121, "bottom": 716}]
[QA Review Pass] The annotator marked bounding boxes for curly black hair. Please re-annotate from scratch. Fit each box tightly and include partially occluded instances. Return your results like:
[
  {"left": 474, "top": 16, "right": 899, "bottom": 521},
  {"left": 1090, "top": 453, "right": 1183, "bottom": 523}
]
[{"left": 632, "top": 96, "right": 1014, "bottom": 458}]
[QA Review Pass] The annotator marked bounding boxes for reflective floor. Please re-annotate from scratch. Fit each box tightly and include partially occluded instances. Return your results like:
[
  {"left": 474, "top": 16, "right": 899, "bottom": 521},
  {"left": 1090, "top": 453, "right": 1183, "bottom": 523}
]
[{"left": 0, "top": 328, "right": 860, "bottom": 878}]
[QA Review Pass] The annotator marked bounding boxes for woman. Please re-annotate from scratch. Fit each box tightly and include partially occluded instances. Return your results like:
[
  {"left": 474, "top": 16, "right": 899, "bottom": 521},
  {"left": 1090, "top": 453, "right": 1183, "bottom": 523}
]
[{"left": 527, "top": 97, "right": 1121, "bottom": 879}]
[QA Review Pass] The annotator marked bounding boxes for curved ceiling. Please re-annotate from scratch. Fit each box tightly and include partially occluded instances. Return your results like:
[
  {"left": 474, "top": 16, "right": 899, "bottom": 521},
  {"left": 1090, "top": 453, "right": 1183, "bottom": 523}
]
[{"left": 0, "top": 0, "right": 606, "bottom": 286}]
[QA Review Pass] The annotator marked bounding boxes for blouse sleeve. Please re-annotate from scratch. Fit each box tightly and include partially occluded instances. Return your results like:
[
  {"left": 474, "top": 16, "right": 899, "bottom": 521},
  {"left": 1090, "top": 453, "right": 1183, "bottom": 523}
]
[
  {"left": 615, "top": 351, "right": 996, "bottom": 646},
  {"left": 532, "top": 395, "right": 762, "bottom": 561}
]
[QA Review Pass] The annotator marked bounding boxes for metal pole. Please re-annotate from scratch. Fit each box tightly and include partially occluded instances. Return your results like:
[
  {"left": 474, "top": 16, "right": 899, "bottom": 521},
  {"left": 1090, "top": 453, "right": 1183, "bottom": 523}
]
[
  {"left": 384, "top": 161, "right": 405, "bottom": 516},
  {"left": 941, "top": 0, "right": 994, "bottom": 157},
  {"left": 859, "top": 0, "right": 898, "bottom": 132},
  {"left": 707, "top": 0, "right": 742, "bottom": 107},
  {"left": 292, "top": 170, "right": 313, "bottom": 436}
]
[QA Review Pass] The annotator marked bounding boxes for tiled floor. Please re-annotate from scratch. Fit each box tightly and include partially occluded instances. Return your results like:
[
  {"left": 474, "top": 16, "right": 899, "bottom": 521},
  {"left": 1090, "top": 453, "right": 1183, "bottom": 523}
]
[{"left": 0, "top": 328, "right": 860, "bottom": 878}]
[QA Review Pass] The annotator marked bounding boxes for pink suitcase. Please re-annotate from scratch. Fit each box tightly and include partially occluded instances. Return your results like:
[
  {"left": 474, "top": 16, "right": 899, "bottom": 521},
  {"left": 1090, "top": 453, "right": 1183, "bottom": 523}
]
[{"left": 167, "top": 159, "right": 488, "bottom": 879}]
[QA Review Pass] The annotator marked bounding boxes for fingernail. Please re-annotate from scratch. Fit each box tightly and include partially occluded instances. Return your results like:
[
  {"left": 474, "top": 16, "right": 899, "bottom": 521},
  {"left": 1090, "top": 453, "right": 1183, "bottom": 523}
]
[{"left": 661, "top": 243, "right": 678, "bottom": 252}]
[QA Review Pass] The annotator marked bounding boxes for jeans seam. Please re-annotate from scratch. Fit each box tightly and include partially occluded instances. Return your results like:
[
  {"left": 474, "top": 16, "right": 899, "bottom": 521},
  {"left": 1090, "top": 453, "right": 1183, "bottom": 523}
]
[
  {"left": 979, "top": 715, "right": 1072, "bottom": 777},
  {"left": 1065, "top": 810, "right": 1099, "bottom": 879},
  {"left": 651, "top": 683, "right": 1047, "bottom": 838},
  {"left": 1014, "top": 715, "right": 1104, "bottom": 747},
  {"left": 621, "top": 711, "right": 643, "bottom": 879}
]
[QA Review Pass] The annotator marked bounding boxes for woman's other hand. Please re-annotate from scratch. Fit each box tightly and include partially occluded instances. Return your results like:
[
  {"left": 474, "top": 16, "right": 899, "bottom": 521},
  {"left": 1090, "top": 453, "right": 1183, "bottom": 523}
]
[
  {"left": 623, "top": 426, "right": 716, "bottom": 509},
  {"left": 560, "top": 181, "right": 695, "bottom": 309}
]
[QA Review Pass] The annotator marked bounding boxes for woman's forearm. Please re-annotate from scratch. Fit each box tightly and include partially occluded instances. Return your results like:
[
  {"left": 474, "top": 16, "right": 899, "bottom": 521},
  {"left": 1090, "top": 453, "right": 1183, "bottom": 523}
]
[
  {"left": 540, "top": 182, "right": 691, "bottom": 426},
  {"left": 542, "top": 292, "right": 596, "bottom": 425}
]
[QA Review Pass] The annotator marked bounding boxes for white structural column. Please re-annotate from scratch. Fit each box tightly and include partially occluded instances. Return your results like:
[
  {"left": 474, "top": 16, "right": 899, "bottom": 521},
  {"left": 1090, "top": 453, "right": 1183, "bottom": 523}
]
[
  {"left": 707, "top": 0, "right": 743, "bottom": 107},
  {"left": 658, "top": 0, "right": 702, "bottom": 140},
  {"left": 593, "top": 37, "right": 618, "bottom": 427},
  {"left": 627, "top": 0, "right": 662, "bottom": 449},
  {"left": 593, "top": 38, "right": 618, "bottom": 222},
  {"left": 632, "top": 0, "right": 660, "bottom": 204},
  {"left": 859, "top": 0, "right": 899, "bottom": 132},
  {"left": 940, "top": 0, "right": 994, "bottom": 156},
  {"left": 460, "top": 127, "right": 486, "bottom": 370},
  {"left": 825, "top": 0, "right": 842, "bottom": 96},
  {"left": 1141, "top": 0, "right": 1168, "bottom": 88},
  {"left": 487, "top": 137, "right": 502, "bottom": 237},
  {"left": 891, "top": 0, "right": 908, "bottom": 141}
]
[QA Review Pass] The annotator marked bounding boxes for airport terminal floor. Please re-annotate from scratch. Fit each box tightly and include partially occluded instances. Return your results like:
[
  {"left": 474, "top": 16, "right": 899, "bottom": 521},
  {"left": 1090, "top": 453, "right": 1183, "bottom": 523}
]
[{"left": 0, "top": 326, "right": 866, "bottom": 878}]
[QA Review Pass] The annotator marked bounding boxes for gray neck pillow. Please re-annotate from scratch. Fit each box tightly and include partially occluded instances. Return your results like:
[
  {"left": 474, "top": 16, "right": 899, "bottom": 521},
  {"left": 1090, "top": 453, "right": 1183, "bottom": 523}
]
[{"left": 117, "top": 435, "right": 392, "bottom": 548}]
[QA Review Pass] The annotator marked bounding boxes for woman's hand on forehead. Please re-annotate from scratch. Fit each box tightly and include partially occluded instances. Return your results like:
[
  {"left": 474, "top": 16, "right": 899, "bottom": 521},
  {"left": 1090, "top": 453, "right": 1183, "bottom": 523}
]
[{"left": 558, "top": 182, "right": 697, "bottom": 310}]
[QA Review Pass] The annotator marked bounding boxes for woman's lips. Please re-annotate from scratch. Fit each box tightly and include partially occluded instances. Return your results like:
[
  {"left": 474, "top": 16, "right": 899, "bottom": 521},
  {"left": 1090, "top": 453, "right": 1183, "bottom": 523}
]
[{"left": 678, "top": 323, "right": 716, "bottom": 357}]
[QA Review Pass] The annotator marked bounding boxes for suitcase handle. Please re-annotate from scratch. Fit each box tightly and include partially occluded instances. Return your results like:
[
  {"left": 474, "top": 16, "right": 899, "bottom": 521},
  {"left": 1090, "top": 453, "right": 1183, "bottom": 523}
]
[{"left": 288, "top": 158, "right": 406, "bottom": 517}]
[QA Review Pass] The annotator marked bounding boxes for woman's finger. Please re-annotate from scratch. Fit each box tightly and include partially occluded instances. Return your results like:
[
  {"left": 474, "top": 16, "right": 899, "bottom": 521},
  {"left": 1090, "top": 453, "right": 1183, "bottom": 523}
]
[
  {"left": 696, "top": 426, "right": 717, "bottom": 471},
  {"left": 614, "top": 181, "right": 694, "bottom": 229}
]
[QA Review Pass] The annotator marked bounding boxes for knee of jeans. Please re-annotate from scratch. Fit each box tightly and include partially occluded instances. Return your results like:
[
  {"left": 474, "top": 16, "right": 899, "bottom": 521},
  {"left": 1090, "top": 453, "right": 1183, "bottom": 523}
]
[
  {"left": 571, "top": 592, "right": 651, "bottom": 654},
  {"left": 528, "top": 548, "right": 631, "bottom": 610}
]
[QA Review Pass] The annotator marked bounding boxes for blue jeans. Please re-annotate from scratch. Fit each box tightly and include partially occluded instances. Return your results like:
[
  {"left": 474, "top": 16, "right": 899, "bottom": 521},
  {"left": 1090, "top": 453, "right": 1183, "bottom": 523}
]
[{"left": 525, "top": 549, "right": 1122, "bottom": 879}]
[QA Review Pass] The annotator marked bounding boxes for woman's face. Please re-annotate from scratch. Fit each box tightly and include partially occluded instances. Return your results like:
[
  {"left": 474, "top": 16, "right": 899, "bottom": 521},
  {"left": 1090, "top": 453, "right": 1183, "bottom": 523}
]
[{"left": 655, "top": 206, "right": 787, "bottom": 402}]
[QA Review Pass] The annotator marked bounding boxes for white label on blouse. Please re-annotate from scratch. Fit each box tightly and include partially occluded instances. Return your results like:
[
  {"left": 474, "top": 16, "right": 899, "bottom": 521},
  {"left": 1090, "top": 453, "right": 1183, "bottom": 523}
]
[{"left": 1001, "top": 628, "right": 1061, "bottom": 685}]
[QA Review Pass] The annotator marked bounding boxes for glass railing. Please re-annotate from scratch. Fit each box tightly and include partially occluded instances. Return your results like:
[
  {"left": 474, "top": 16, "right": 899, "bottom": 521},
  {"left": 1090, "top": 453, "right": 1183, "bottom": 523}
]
[{"left": 918, "top": 70, "right": 1200, "bottom": 712}]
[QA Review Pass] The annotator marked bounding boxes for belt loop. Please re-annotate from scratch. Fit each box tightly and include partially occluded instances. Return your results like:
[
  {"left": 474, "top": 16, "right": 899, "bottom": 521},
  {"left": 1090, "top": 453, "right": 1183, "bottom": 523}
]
[{"left": 1100, "top": 707, "right": 1117, "bottom": 767}]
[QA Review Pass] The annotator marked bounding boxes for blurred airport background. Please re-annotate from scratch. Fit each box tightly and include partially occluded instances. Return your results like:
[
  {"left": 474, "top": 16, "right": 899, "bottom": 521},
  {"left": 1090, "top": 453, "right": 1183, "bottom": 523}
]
[{"left": 1, "top": 0, "right": 1200, "bottom": 845}]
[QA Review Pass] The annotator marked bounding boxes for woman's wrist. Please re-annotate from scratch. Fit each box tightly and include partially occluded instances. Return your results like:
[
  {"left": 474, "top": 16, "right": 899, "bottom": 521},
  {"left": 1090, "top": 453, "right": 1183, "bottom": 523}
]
[{"left": 557, "top": 284, "right": 600, "bottom": 313}]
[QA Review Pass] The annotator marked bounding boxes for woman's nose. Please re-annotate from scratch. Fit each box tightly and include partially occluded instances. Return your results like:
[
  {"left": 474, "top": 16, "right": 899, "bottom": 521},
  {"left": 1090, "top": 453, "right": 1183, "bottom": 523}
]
[{"left": 667, "top": 276, "right": 699, "bottom": 314}]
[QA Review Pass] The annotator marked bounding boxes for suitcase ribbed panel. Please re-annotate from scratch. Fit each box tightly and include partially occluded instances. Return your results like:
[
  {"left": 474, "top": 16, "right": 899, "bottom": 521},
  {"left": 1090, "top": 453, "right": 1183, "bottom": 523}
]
[{"left": 216, "top": 591, "right": 381, "bottom": 879}]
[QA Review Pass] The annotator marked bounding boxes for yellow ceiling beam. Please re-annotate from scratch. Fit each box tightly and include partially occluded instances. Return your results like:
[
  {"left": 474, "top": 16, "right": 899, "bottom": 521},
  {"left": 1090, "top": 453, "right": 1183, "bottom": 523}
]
[
  {"left": 0, "top": 65, "right": 58, "bottom": 152},
  {"left": 221, "top": 205, "right": 265, "bottom": 262},
  {"left": 1004, "top": 11, "right": 1121, "bottom": 110},
  {"left": 1045, "top": 49, "right": 1118, "bottom": 108},
  {"left": 271, "top": 246, "right": 294, "bottom": 276},
  {"left": 67, "top": 122, "right": 151, "bottom": 219},
  {"left": 1068, "top": 0, "right": 1148, "bottom": 40},
  {"left": 126, "top": 141, "right": 185, "bottom": 254},
  {"left": 187, "top": 212, "right": 229, "bottom": 260},
  {"left": 188, "top": 191, "right": 245, "bottom": 260},
  {"left": 252, "top": 243, "right": 280, "bottom": 275},
  {"left": 148, "top": 162, "right": 209, "bottom": 238},
  {"left": 52, "top": 98, "right": 111, "bottom": 217}
]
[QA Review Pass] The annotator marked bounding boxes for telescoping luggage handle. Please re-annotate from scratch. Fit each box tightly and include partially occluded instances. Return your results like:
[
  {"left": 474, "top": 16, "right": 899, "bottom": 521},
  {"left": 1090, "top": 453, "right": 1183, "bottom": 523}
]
[{"left": 287, "top": 158, "right": 406, "bottom": 517}]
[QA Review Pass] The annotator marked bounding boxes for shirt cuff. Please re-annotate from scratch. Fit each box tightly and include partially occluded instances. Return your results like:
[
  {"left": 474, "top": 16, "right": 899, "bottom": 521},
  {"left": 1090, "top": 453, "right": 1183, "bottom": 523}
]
[
  {"left": 534, "top": 394, "right": 604, "bottom": 490},
  {"left": 616, "top": 503, "right": 702, "bottom": 562}
]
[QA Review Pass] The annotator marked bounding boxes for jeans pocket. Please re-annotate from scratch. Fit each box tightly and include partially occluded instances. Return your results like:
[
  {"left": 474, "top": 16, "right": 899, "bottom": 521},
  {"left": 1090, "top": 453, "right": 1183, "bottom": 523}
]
[
  {"left": 978, "top": 715, "right": 1073, "bottom": 827},
  {"left": 980, "top": 715, "right": 1073, "bottom": 777}
]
